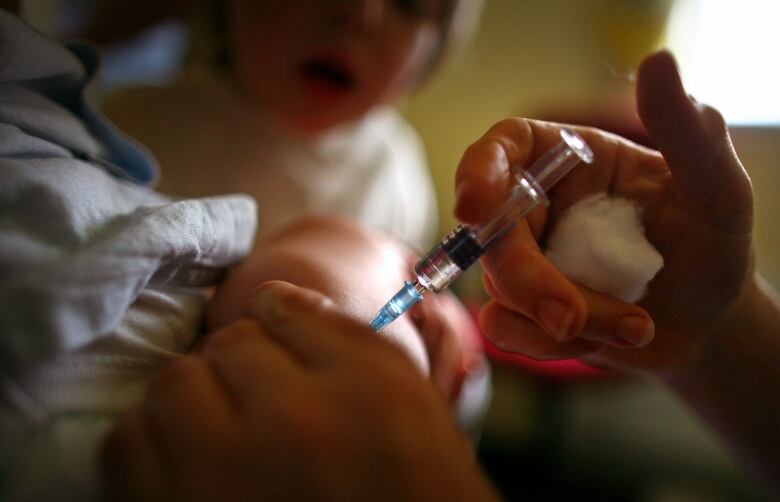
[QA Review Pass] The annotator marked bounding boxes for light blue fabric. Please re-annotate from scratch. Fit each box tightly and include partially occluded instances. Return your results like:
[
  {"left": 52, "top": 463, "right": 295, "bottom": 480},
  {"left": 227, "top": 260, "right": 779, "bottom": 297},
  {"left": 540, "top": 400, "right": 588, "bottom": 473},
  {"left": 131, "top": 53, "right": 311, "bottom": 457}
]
[
  {"left": 0, "top": 9, "right": 258, "bottom": 499},
  {"left": 0, "top": 7, "right": 257, "bottom": 393}
]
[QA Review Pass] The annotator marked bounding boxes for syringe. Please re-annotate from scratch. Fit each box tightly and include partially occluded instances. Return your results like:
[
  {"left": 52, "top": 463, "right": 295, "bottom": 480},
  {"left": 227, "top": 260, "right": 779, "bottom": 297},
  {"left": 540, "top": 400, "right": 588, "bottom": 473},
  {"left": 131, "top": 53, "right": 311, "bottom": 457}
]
[{"left": 370, "top": 128, "right": 594, "bottom": 331}]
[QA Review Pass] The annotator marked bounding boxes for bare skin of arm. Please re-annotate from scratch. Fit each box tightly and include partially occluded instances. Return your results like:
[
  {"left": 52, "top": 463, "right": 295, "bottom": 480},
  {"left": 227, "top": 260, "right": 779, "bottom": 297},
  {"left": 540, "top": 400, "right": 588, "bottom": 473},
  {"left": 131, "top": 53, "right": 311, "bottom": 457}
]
[
  {"left": 206, "top": 215, "right": 477, "bottom": 401},
  {"left": 206, "top": 215, "right": 431, "bottom": 373}
]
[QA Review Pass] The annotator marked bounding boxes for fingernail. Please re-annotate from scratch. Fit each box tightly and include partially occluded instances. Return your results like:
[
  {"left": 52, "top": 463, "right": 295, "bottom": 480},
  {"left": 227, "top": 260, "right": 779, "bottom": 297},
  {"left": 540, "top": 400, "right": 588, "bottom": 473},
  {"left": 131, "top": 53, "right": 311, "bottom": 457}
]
[
  {"left": 615, "top": 316, "right": 654, "bottom": 347},
  {"left": 244, "top": 283, "right": 291, "bottom": 325},
  {"left": 537, "top": 299, "right": 575, "bottom": 341}
]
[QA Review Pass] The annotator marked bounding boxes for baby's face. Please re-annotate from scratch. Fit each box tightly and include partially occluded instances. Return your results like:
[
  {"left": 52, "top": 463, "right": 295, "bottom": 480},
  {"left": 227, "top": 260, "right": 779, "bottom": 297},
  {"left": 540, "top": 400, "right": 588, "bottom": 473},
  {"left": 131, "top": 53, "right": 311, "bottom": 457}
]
[{"left": 227, "top": 0, "right": 444, "bottom": 135}]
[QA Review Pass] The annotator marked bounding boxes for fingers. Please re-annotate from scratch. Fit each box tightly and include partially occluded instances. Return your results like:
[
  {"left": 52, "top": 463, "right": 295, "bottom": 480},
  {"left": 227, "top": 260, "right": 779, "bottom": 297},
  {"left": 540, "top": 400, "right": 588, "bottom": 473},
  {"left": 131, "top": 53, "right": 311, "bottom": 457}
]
[
  {"left": 637, "top": 50, "right": 752, "bottom": 234},
  {"left": 101, "top": 411, "right": 166, "bottom": 501},
  {"left": 454, "top": 118, "right": 542, "bottom": 224},
  {"left": 479, "top": 300, "right": 601, "bottom": 359},
  {"left": 484, "top": 269, "right": 654, "bottom": 351},
  {"left": 410, "top": 299, "right": 466, "bottom": 403},
  {"left": 241, "top": 281, "right": 402, "bottom": 370},
  {"left": 143, "top": 355, "right": 237, "bottom": 467},
  {"left": 204, "top": 319, "right": 302, "bottom": 411},
  {"left": 479, "top": 292, "right": 654, "bottom": 360},
  {"left": 454, "top": 117, "right": 663, "bottom": 356},
  {"left": 579, "top": 288, "right": 654, "bottom": 348},
  {"left": 453, "top": 118, "right": 625, "bottom": 227},
  {"left": 480, "top": 222, "right": 588, "bottom": 341}
]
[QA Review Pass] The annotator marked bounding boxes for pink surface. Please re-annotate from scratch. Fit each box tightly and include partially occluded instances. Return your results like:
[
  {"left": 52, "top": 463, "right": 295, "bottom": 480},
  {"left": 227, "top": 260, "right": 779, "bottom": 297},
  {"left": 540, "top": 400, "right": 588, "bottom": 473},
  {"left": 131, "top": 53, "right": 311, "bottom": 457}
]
[
  {"left": 482, "top": 336, "right": 610, "bottom": 380},
  {"left": 467, "top": 302, "right": 611, "bottom": 381}
]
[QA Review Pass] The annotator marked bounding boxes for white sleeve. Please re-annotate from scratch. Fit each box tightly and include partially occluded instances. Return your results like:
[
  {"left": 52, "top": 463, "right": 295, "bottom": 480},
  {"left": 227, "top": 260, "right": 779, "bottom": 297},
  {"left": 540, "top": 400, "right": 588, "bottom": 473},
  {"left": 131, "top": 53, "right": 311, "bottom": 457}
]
[
  {"left": 382, "top": 109, "right": 439, "bottom": 250},
  {"left": 399, "top": 121, "right": 439, "bottom": 249}
]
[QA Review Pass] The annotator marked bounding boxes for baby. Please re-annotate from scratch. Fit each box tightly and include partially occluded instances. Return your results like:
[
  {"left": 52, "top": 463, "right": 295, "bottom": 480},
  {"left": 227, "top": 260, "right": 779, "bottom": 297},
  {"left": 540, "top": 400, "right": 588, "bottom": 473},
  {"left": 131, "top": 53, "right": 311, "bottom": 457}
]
[
  {"left": 103, "top": 0, "right": 483, "bottom": 248},
  {"left": 102, "top": 0, "right": 490, "bottom": 440},
  {"left": 0, "top": 3, "right": 488, "bottom": 499}
]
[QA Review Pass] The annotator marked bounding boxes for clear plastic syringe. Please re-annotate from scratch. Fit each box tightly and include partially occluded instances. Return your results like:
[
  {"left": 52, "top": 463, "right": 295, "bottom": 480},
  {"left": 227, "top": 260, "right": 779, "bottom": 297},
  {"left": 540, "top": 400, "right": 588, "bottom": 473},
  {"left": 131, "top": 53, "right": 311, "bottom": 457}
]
[{"left": 370, "top": 128, "right": 594, "bottom": 331}]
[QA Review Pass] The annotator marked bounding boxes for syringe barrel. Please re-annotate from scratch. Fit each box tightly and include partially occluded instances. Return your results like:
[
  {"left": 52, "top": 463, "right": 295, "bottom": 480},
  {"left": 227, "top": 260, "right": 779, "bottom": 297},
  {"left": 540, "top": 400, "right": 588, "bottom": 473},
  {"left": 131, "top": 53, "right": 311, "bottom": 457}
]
[
  {"left": 415, "top": 225, "right": 483, "bottom": 292},
  {"left": 472, "top": 174, "right": 547, "bottom": 247},
  {"left": 413, "top": 128, "right": 593, "bottom": 294},
  {"left": 475, "top": 128, "right": 593, "bottom": 247}
]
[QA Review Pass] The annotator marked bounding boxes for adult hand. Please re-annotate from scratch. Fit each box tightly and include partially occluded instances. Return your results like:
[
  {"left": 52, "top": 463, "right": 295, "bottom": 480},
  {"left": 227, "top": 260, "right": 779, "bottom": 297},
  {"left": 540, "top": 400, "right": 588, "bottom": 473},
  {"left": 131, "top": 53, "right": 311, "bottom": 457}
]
[
  {"left": 455, "top": 50, "right": 754, "bottom": 376},
  {"left": 102, "top": 281, "right": 497, "bottom": 501},
  {"left": 396, "top": 242, "right": 481, "bottom": 405}
]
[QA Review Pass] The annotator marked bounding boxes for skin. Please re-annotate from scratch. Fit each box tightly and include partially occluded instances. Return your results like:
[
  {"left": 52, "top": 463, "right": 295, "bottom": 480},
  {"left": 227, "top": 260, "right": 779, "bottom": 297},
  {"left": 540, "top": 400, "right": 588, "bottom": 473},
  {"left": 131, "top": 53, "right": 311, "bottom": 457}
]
[
  {"left": 454, "top": 51, "right": 752, "bottom": 373},
  {"left": 206, "top": 215, "right": 476, "bottom": 401},
  {"left": 100, "top": 51, "right": 780, "bottom": 497},
  {"left": 8, "top": 0, "right": 486, "bottom": 499},
  {"left": 454, "top": 50, "right": 779, "bottom": 489},
  {"left": 102, "top": 281, "right": 498, "bottom": 501},
  {"left": 227, "top": 0, "right": 445, "bottom": 135},
  {"left": 102, "top": 219, "right": 496, "bottom": 501}
]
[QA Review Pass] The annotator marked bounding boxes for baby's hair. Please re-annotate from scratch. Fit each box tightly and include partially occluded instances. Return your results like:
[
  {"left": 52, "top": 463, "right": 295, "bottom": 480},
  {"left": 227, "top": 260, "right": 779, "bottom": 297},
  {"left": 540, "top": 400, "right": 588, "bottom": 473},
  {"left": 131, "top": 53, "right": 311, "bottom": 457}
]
[{"left": 187, "top": 0, "right": 483, "bottom": 82}]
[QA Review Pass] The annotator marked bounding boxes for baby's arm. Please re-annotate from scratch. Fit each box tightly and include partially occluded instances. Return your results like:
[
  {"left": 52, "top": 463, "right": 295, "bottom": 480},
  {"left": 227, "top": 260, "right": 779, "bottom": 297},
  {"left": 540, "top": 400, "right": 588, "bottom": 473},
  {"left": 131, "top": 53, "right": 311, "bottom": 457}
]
[{"left": 206, "top": 215, "right": 473, "bottom": 400}]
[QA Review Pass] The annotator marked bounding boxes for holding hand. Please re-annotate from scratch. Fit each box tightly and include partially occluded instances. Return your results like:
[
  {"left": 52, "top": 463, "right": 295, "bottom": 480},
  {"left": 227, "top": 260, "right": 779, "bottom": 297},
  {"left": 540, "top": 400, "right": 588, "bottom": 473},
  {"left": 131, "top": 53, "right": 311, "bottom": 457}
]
[
  {"left": 102, "top": 281, "right": 497, "bottom": 501},
  {"left": 455, "top": 51, "right": 754, "bottom": 376}
]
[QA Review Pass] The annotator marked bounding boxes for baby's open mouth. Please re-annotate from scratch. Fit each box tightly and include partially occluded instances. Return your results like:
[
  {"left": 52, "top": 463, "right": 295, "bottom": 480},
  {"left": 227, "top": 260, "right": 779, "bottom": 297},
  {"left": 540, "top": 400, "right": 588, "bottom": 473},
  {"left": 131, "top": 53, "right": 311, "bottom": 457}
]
[{"left": 299, "top": 59, "right": 356, "bottom": 92}]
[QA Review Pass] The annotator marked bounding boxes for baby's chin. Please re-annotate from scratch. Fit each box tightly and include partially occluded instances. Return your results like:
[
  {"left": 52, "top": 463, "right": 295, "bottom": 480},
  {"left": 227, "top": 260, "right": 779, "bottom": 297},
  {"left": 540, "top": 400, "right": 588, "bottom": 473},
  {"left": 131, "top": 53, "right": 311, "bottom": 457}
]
[
  {"left": 258, "top": 96, "right": 372, "bottom": 138},
  {"left": 280, "top": 111, "right": 366, "bottom": 138}
]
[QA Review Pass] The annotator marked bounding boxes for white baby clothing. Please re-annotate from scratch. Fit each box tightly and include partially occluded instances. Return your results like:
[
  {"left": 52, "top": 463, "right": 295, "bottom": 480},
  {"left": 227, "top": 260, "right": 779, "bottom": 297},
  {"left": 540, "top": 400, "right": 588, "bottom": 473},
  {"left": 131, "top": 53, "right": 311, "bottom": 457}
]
[{"left": 103, "top": 66, "right": 439, "bottom": 251}]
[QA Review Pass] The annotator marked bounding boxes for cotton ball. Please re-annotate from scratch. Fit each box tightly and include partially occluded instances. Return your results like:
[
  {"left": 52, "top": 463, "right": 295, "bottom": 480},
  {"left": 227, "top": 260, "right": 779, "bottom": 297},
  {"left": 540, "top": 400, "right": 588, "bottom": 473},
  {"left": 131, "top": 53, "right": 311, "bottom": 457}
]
[{"left": 544, "top": 193, "right": 663, "bottom": 303}]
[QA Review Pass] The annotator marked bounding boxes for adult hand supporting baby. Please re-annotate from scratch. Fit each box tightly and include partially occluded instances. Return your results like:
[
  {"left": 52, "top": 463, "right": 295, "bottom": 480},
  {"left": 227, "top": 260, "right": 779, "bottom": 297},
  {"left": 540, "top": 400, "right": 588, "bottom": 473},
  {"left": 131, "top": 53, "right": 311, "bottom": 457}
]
[
  {"left": 102, "top": 281, "right": 498, "bottom": 501},
  {"left": 455, "top": 50, "right": 780, "bottom": 490}
]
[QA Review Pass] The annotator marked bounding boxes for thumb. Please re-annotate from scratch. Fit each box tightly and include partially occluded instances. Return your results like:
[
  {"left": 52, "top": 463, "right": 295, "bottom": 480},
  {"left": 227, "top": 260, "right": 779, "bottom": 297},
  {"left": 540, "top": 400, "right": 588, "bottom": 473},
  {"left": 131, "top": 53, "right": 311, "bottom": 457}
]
[{"left": 637, "top": 50, "right": 752, "bottom": 234}]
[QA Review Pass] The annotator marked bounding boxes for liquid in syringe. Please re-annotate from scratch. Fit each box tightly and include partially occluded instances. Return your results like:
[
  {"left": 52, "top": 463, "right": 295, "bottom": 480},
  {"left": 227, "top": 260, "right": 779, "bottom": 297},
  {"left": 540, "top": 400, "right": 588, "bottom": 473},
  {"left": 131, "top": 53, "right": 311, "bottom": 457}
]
[{"left": 371, "top": 128, "right": 593, "bottom": 331}]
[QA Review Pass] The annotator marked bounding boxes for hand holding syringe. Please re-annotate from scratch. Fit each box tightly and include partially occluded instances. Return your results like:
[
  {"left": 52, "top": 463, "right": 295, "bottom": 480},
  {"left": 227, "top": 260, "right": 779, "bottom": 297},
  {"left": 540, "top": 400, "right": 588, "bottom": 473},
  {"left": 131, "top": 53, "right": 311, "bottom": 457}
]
[{"left": 372, "top": 128, "right": 593, "bottom": 331}]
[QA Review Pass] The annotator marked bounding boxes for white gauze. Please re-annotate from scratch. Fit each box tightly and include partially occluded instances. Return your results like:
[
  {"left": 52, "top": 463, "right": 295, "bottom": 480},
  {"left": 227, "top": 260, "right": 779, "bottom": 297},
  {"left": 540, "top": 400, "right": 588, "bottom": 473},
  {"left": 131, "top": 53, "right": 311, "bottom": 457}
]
[{"left": 544, "top": 193, "right": 663, "bottom": 303}]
